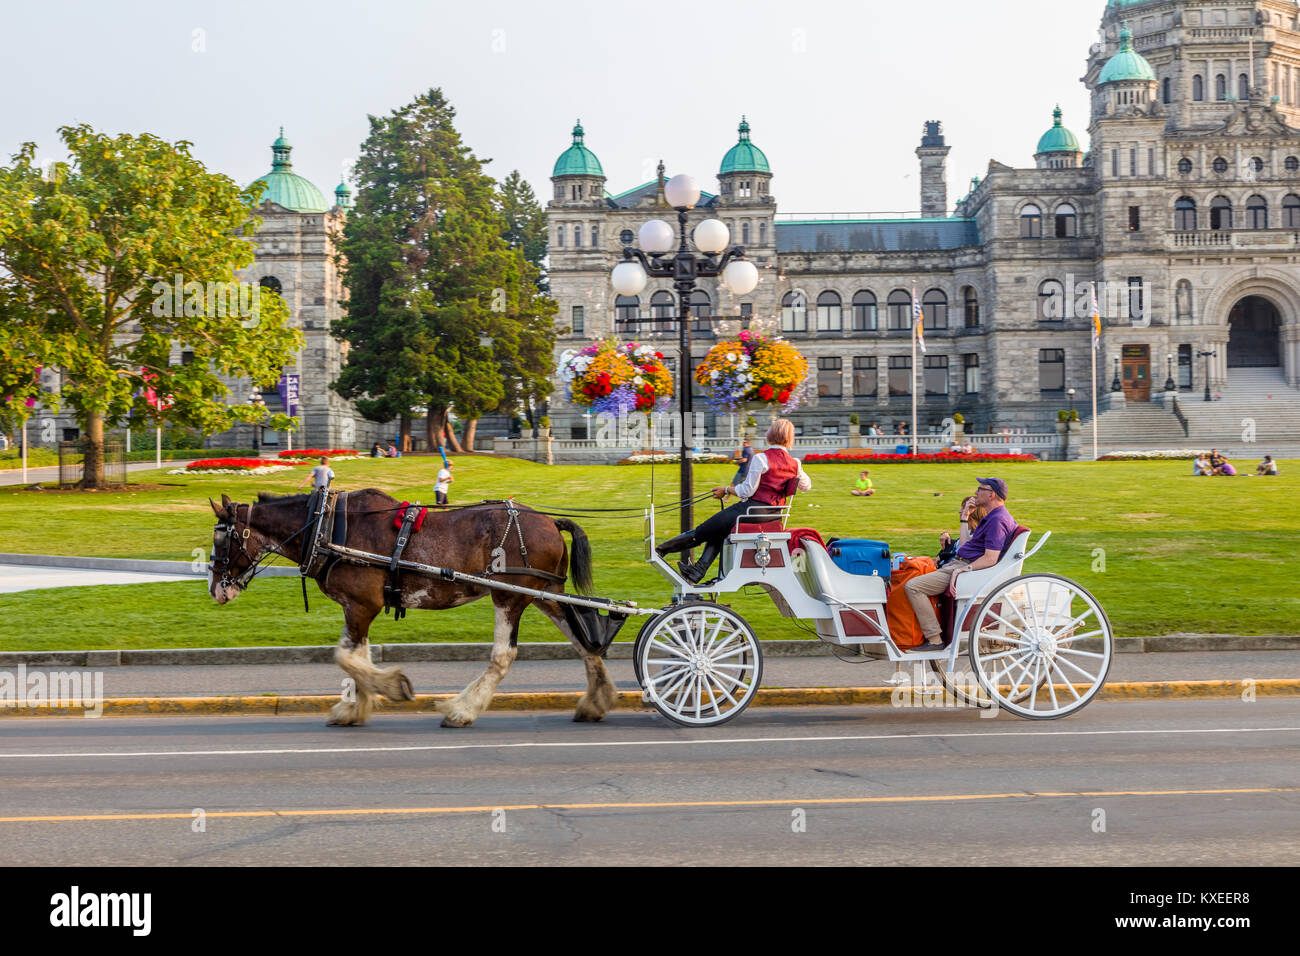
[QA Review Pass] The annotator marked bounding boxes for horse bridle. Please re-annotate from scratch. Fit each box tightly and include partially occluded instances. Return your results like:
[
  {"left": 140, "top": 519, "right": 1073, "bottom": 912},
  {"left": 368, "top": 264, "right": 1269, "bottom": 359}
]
[{"left": 211, "top": 498, "right": 318, "bottom": 593}]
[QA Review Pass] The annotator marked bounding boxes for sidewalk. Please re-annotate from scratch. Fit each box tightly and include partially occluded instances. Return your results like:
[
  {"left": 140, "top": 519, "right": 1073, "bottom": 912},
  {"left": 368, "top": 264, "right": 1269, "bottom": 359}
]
[
  {"left": 9, "top": 650, "right": 1300, "bottom": 698},
  {"left": 0, "top": 459, "right": 197, "bottom": 487}
]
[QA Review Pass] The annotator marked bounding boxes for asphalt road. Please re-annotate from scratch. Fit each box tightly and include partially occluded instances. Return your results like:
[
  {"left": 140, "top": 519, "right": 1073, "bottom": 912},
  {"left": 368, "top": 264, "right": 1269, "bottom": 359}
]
[{"left": 1, "top": 698, "right": 1296, "bottom": 865}]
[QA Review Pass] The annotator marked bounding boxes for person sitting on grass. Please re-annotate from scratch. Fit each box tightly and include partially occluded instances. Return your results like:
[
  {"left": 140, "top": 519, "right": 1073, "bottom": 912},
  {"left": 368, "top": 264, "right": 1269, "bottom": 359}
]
[
  {"left": 1208, "top": 449, "right": 1236, "bottom": 476},
  {"left": 851, "top": 470, "right": 875, "bottom": 496},
  {"left": 1193, "top": 453, "right": 1211, "bottom": 476},
  {"left": 1255, "top": 455, "right": 1279, "bottom": 476},
  {"left": 655, "top": 418, "right": 811, "bottom": 584}
]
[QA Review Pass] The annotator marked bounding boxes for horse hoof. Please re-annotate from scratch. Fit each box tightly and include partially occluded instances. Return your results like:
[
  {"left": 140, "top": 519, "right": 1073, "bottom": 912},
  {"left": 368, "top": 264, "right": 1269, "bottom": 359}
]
[
  {"left": 572, "top": 710, "right": 604, "bottom": 723},
  {"left": 440, "top": 713, "right": 475, "bottom": 728}
]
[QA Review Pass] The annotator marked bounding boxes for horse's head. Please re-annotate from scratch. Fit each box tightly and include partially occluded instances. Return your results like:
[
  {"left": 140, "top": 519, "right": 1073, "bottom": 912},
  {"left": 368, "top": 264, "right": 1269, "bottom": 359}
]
[{"left": 208, "top": 494, "right": 267, "bottom": 604}]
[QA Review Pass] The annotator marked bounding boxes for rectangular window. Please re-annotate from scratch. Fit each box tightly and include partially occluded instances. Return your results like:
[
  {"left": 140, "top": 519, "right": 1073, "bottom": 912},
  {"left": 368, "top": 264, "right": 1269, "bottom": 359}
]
[
  {"left": 816, "top": 303, "right": 843, "bottom": 332},
  {"left": 590, "top": 225, "right": 599, "bottom": 248},
  {"left": 887, "top": 300, "right": 909, "bottom": 330},
  {"left": 181, "top": 350, "right": 195, "bottom": 366},
  {"left": 1039, "top": 348, "right": 1065, "bottom": 392},
  {"left": 964, "top": 354, "right": 979, "bottom": 394},
  {"left": 923, "top": 355, "right": 949, "bottom": 396},
  {"left": 793, "top": 422, "right": 803, "bottom": 437},
  {"left": 888, "top": 356, "right": 912, "bottom": 396},
  {"left": 852, "top": 298, "right": 877, "bottom": 331},
  {"left": 1127, "top": 276, "right": 1144, "bottom": 321},
  {"left": 571, "top": 305, "right": 584, "bottom": 336},
  {"left": 817, "top": 357, "right": 843, "bottom": 397},
  {"left": 1128, "top": 206, "right": 1141, "bottom": 232},
  {"left": 1148, "top": 147, "right": 1155, "bottom": 176},
  {"left": 823, "top": 423, "right": 839, "bottom": 436},
  {"left": 1130, "top": 148, "right": 1137, "bottom": 177},
  {"left": 556, "top": 227, "right": 564, "bottom": 248},
  {"left": 781, "top": 303, "right": 808, "bottom": 333},
  {"left": 1178, "top": 343, "right": 1192, "bottom": 389},
  {"left": 1112, "top": 149, "right": 1119, "bottom": 177},
  {"left": 740, "top": 302, "right": 753, "bottom": 327},
  {"left": 853, "top": 356, "right": 877, "bottom": 396}
]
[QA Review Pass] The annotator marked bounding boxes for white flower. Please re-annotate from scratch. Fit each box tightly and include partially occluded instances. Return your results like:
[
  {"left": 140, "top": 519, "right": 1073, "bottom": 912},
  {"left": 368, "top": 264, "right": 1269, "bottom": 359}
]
[
  {"left": 726, "top": 352, "right": 737, "bottom": 362},
  {"left": 633, "top": 375, "right": 644, "bottom": 385},
  {"left": 710, "top": 369, "right": 719, "bottom": 381}
]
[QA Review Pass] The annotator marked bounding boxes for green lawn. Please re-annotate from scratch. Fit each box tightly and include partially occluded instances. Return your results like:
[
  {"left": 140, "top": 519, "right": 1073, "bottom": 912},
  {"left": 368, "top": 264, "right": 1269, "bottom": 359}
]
[{"left": 0, "top": 455, "right": 1294, "bottom": 649}]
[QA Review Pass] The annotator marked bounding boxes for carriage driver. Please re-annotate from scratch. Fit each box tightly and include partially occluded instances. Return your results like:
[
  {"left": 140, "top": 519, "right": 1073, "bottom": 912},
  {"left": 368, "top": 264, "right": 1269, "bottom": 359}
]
[
  {"left": 656, "top": 418, "right": 812, "bottom": 584},
  {"left": 903, "top": 476, "right": 1018, "bottom": 651}
]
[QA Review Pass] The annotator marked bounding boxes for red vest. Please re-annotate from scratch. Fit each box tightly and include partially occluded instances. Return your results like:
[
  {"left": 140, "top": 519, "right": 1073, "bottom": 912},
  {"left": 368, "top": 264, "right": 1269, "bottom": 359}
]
[{"left": 749, "top": 446, "right": 799, "bottom": 505}]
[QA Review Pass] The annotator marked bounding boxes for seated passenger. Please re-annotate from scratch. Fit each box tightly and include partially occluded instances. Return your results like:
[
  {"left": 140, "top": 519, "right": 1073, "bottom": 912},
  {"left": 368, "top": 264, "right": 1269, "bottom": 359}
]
[
  {"left": 656, "top": 418, "right": 811, "bottom": 584},
  {"left": 937, "top": 495, "right": 986, "bottom": 567},
  {"left": 903, "top": 477, "right": 1017, "bottom": 651}
]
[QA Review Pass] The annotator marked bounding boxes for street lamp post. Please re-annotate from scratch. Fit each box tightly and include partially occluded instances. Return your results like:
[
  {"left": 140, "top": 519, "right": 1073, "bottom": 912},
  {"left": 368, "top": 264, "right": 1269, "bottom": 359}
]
[
  {"left": 1196, "top": 348, "right": 1216, "bottom": 402},
  {"left": 1110, "top": 356, "right": 1122, "bottom": 392},
  {"left": 1066, "top": 387, "right": 1076, "bottom": 420},
  {"left": 611, "top": 174, "right": 759, "bottom": 534},
  {"left": 248, "top": 386, "right": 266, "bottom": 454},
  {"left": 1163, "top": 352, "right": 1176, "bottom": 393}
]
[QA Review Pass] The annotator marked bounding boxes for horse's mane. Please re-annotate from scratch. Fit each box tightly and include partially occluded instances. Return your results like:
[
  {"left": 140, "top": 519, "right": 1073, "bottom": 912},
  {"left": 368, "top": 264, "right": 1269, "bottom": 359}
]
[{"left": 256, "top": 488, "right": 391, "bottom": 505}]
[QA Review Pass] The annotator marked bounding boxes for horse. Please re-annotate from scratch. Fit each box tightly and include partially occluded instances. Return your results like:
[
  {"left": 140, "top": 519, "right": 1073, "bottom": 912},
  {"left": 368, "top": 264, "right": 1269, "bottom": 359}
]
[{"left": 206, "top": 489, "right": 619, "bottom": 728}]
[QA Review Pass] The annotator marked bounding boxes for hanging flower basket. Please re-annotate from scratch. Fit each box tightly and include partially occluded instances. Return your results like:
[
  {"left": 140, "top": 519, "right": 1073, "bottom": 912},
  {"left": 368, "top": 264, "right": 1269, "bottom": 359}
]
[
  {"left": 694, "top": 329, "right": 808, "bottom": 413},
  {"left": 559, "top": 340, "right": 674, "bottom": 415}
]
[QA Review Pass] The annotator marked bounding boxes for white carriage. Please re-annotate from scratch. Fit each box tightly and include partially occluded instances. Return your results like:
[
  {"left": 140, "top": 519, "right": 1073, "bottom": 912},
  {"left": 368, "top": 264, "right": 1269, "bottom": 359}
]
[{"left": 634, "top": 503, "right": 1113, "bottom": 727}]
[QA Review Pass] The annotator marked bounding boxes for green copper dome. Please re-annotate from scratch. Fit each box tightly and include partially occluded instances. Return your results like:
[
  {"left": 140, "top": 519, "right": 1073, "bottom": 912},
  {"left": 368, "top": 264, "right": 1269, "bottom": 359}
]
[
  {"left": 719, "top": 117, "right": 770, "bottom": 175},
  {"left": 1098, "top": 25, "right": 1156, "bottom": 84},
  {"left": 1037, "top": 106, "right": 1081, "bottom": 153},
  {"left": 552, "top": 121, "right": 604, "bottom": 178},
  {"left": 246, "top": 128, "right": 330, "bottom": 213}
]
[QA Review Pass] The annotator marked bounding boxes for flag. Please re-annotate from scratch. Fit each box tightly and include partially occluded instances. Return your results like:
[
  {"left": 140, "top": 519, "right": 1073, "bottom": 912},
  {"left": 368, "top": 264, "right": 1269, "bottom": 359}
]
[
  {"left": 1090, "top": 283, "right": 1101, "bottom": 351},
  {"left": 911, "top": 282, "right": 926, "bottom": 354}
]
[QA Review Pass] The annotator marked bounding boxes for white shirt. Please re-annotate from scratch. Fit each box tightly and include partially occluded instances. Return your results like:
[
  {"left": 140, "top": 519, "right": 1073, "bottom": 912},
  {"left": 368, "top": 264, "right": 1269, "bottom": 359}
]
[
  {"left": 310, "top": 465, "right": 334, "bottom": 488},
  {"left": 435, "top": 468, "right": 452, "bottom": 493},
  {"left": 733, "top": 449, "right": 812, "bottom": 501}
]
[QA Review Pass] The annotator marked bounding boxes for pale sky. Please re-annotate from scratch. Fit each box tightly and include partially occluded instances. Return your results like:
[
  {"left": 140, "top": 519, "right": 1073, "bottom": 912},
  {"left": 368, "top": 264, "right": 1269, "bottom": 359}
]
[{"left": 1, "top": 0, "right": 1106, "bottom": 215}]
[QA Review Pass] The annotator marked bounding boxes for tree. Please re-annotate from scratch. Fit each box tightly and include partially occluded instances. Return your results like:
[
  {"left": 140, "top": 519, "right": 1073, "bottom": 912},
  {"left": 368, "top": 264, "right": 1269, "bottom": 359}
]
[
  {"left": 499, "top": 170, "right": 549, "bottom": 291},
  {"left": 0, "top": 126, "right": 300, "bottom": 486},
  {"left": 333, "top": 89, "right": 556, "bottom": 454}
]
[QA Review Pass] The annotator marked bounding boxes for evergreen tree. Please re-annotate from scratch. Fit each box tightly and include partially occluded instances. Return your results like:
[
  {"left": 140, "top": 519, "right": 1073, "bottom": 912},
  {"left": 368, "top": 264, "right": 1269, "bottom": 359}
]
[{"left": 499, "top": 170, "right": 549, "bottom": 291}]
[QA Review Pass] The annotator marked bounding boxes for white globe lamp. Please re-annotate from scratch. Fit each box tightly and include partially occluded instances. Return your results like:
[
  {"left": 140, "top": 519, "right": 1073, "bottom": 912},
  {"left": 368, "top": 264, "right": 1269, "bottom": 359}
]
[
  {"left": 693, "top": 218, "right": 730, "bottom": 255},
  {"left": 721, "top": 259, "right": 759, "bottom": 296},
  {"left": 611, "top": 261, "right": 648, "bottom": 296},
  {"left": 638, "top": 219, "right": 675, "bottom": 255},
  {"left": 664, "top": 174, "right": 700, "bottom": 210}
]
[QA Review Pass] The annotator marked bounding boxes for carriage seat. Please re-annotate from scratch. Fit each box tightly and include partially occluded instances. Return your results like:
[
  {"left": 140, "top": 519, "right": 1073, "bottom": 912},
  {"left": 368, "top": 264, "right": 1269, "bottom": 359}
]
[
  {"left": 951, "top": 526, "right": 1042, "bottom": 600},
  {"left": 800, "top": 539, "right": 887, "bottom": 606}
]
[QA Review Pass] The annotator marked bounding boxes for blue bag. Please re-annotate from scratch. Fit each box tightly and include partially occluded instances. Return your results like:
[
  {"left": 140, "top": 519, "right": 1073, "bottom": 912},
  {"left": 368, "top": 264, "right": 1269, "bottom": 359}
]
[{"left": 827, "top": 538, "right": 892, "bottom": 578}]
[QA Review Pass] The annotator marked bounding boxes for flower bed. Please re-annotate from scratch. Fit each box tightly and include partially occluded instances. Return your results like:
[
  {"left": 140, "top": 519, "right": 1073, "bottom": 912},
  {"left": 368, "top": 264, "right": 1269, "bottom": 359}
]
[
  {"left": 804, "top": 451, "right": 1040, "bottom": 464},
  {"left": 695, "top": 329, "right": 808, "bottom": 413},
  {"left": 1097, "top": 450, "right": 1209, "bottom": 460},
  {"left": 278, "top": 448, "right": 359, "bottom": 458},
  {"left": 174, "top": 457, "right": 311, "bottom": 475},
  {"left": 617, "top": 451, "right": 733, "bottom": 465}
]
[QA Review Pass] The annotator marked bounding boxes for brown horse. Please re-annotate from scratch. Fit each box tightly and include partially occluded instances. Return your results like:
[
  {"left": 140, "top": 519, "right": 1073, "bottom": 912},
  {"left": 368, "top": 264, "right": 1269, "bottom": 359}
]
[{"left": 207, "top": 489, "right": 618, "bottom": 728}]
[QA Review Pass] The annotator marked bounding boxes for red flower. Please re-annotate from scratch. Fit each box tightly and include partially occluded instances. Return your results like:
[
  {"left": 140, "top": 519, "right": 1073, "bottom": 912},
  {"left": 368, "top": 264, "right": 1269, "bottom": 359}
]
[
  {"left": 777, "top": 389, "right": 790, "bottom": 404},
  {"left": 655, "top": 351, "right": 664, "bottom": 359},
  {"left": 758, "top": 384, "right": 775, "bottom": 401}
]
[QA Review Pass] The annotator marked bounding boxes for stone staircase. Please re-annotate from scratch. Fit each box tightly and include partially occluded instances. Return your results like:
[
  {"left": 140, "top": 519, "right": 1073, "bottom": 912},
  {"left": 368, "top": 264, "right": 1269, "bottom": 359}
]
[{"left": 1084, "top": 368, "right": 1300, "bottom": 459}]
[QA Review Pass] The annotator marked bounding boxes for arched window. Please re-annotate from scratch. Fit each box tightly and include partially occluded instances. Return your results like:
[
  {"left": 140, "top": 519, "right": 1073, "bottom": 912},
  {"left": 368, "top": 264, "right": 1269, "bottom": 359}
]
[
  {"left": 1193, "top": 74, "right": 1204, "bottom": 101},
  {"left": 886, "top": 290, "right": 911, "bottom": 330},
  {"left": 1210, "top": 196, "right": 1233, "bottom": 230},
  {"left": 1239, "top": 73, "right": 1250, "bottom": 99},
  {"left": 1054, "top": 202, "right": 1078, "bottom": 238},
  {"left": 1178, "top": 158, "right": 1193, "bottom": 175},
  {"left": 851, "top": 290, "right": 877, "bottom": 331},
  {"left": 1287, "top": 156, "right": 1300, "bottom": 173},
  {"left": 650, "top": 290, "right": 675, "bottom": 332},
  {"left": 1162, "top": 77, "right": 1172, "bottom": 103},
  {"left": 816, "top": 291, "right": 843, "bottom": 332},
  {"left": 963, "top": 286, "right": 980, "bottom": 328},
  {"left": 1019, "top": 203, "right": 1043, "bottom": 238},
  {"left": 615, "top": 294, "right": 639, "bottom": 331},
  {"left": 781, "top": 290, "right": 808, "bottom": 333},
  {"left": 574, "top": 225, "right": 582, "bottom": 247},
  {"left": 1215, "top": 74, "right": 1227, "bottom": 100},
  {"left": 1246, "top": 195, "right": 1268, "bottom": 229},
  {"left": 1283, "top": 194, "right": 1300, "bottom": 228},
  {"left": 1175, "top": 196, "right": 1197, "bottom": 230},
  {"left": 741, "top": 221, "right": 751, "bottom": 245},
  {"left": 1038, "top": 279, "right": 1065, "bottom": 322},
  {"left": 556, "top": 226, "right": 564, "bottom": 248},
  {"left": 590, "top": 225, "right": 599, "bottom": 247},
  {"left": 759, "top": 221, "right": 767, "bottom": 245},
  {"left": 922, "top": 289, "right": 948, "bottom": 330},
  {"left": 689, "top": 290, "right": 711, "bottom": 319},
  {"left": 258, "top": 275, "right": 282, "bottom": 295},
  {"left": 1175, "top": 280, "right": 1193, "bottom": 323}
]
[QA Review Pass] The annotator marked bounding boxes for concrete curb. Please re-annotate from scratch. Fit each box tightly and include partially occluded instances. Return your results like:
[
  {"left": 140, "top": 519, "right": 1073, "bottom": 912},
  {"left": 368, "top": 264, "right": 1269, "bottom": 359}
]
[
  {"left": 2, "top": 679, "right": 1296, "bottom": 718},
  {"left": 0, "top": 552, "right": 298, "bottom": 578},
  {"left": 2, "top": 632, "right": 1298, "bottom": 668}
]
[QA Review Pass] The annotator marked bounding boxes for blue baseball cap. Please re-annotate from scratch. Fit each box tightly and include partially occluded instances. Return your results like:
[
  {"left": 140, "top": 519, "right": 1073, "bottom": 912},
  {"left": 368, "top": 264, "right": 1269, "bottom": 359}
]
[{"left": 976, "top": 476, "right": 1008, "bottom": 499}]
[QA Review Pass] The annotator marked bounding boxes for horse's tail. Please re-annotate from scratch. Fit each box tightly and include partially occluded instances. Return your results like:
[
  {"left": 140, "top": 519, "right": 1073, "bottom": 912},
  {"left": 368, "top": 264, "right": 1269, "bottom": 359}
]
[{"left": 553, "top": 518, "right": 593, "bottom": 594}]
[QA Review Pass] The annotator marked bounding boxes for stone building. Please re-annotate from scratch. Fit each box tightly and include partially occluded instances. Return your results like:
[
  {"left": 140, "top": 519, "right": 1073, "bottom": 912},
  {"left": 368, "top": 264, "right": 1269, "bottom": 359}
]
[{"left": 545, "top": 0, "right": 1300, "bottom": 443}]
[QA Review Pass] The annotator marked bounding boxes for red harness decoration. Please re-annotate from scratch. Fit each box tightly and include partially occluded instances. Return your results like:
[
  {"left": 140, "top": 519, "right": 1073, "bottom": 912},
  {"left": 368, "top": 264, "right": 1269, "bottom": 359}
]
[{"left": 393, "top": 502, "right": 428, "bottom": 532}]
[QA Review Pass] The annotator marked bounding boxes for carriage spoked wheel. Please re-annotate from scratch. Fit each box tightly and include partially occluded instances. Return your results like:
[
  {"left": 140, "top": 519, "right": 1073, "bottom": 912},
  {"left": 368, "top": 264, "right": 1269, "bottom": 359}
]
[
  {"left": 634, "top": 601, "right": 763, "bottom": 728},
  {"left": 967, "top": 573, "right": 1112, "bottom": 719}
]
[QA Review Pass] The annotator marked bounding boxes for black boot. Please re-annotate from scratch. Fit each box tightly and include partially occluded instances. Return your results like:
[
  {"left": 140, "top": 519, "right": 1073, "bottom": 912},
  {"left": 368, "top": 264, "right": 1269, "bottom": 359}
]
[
  {"left": 656, "top": 531, "right": 695, "bottom": 558},
  {"left": 678, "top": 542, "right": 721, "bottom": 584}
]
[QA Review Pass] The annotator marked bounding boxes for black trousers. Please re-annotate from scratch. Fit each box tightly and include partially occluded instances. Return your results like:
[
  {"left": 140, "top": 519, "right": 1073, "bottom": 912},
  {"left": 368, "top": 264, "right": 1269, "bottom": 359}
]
[{"left": 691, "top": 499, "right": 768, "bottom": 550}]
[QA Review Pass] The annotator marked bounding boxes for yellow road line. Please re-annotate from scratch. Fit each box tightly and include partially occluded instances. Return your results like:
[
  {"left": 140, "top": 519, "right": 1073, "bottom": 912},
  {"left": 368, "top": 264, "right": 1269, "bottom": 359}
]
[{"left": 3, "top": 786, "right": 1297, "bottom": 824}]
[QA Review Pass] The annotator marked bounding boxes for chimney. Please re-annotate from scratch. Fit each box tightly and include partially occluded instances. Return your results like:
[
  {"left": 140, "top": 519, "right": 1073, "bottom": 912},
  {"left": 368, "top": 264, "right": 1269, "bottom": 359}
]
[{"left": 915, "top": 121, "right": 951, "bottom": 218}]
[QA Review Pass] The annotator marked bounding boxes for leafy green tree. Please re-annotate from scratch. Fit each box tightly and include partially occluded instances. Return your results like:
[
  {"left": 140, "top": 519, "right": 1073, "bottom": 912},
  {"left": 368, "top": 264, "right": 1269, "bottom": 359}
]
[
  {"left": 333, "top": 89, "right": 555, "bottom": 453},
  {"left": 0, "top": 126, "right": 300, "bottom": 486}
]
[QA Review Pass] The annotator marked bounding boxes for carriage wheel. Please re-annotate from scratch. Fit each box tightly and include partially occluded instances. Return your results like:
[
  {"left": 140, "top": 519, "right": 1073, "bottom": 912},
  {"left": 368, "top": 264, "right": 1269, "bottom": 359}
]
[
  {"left": 967, "top": 573, "right": 1112, "bottom": 720},
  {"left": 929, "top": 642, "right": 1041, "bottom": 708},
  {"left": 634, "top": 601, "right": 763, "bottom": 728}
]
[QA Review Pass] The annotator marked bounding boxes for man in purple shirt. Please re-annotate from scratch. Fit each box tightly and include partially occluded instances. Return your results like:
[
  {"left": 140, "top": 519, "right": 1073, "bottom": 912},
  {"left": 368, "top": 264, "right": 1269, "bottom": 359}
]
[{"left": 904, "top": 477, "right": 1018, "bottom": 651}]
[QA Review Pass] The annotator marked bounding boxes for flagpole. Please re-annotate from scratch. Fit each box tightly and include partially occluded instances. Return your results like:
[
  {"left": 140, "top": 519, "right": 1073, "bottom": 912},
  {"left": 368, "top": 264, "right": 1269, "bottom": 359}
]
[
  {"left": 911, "top": 317, "right": 918, "bottom": 455},
  {"left": 1091, "top": 342, "right": 1099, "bottom": 461}
]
